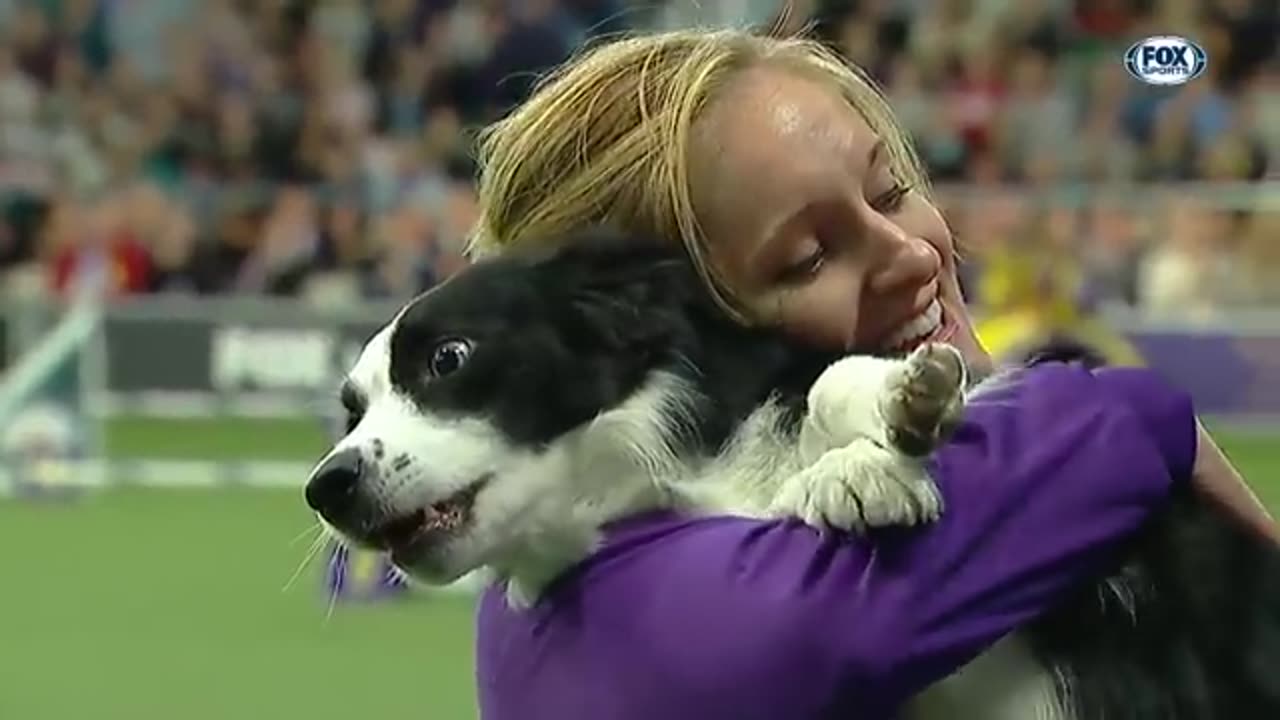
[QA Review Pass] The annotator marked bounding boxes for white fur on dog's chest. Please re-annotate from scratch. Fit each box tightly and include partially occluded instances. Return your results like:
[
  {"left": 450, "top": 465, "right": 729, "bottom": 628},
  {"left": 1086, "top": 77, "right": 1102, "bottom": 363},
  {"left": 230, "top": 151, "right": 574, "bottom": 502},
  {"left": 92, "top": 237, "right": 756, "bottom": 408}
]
[{"left": 905, "top": 634, "right": 1069, "bottom": 720}]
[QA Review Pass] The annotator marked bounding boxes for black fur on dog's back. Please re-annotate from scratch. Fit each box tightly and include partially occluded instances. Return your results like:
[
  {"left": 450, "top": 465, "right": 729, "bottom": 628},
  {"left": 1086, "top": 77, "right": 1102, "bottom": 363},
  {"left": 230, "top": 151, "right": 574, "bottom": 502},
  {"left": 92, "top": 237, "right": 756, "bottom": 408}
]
[{"left": 1020, "top": 344, "right": 1280, "bottom": 719}]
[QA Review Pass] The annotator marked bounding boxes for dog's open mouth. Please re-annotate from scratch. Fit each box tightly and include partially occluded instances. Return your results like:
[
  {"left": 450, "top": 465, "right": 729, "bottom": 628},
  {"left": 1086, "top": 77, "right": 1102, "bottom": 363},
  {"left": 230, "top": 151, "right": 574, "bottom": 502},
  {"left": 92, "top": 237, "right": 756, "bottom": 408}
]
[{"left": 370, "top": 476, "right": 490, "bottom": 553}]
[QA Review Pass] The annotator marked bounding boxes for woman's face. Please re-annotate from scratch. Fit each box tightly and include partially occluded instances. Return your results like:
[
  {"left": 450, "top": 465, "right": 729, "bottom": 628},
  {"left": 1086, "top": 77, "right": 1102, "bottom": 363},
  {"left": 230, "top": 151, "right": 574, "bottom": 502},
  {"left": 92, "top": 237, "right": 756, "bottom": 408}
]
[{"left": 691, "top": 68, "right": 989, "bottom": 371}]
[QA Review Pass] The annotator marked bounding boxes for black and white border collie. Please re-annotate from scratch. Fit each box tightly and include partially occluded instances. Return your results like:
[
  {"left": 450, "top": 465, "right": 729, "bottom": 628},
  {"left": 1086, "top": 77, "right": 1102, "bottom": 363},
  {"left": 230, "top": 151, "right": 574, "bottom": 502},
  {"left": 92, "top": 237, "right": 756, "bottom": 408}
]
[{"left": 305, "top": 229, "right": 1280, "bottom": 719}]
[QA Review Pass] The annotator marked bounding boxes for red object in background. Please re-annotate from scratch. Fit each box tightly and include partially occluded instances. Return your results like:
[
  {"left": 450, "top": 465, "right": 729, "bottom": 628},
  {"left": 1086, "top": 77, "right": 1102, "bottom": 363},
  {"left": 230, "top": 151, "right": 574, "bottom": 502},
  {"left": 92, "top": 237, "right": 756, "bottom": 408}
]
[
  {"left": 1074, "top": 0, "right": 1134, "bottom": 39},
  {"left": 947, "top": 78, "right": 1006, "bottom": 155},
  {"left": 49, "top": 231, "right": 153, "bottom": 297}
]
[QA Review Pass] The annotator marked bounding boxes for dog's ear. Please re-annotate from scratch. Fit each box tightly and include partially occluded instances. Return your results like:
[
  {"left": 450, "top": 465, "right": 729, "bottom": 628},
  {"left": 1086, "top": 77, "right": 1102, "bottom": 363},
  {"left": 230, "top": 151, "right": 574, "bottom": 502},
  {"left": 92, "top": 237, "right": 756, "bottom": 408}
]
[
  {"left": 527, "top": 227, "right": 705, "bottom": 355},
  {"left": 562, "top": 262, "right": 698, "bottom": 355},
  {"left": 539, "top": 225, "right": 690, "bottom": 282}
]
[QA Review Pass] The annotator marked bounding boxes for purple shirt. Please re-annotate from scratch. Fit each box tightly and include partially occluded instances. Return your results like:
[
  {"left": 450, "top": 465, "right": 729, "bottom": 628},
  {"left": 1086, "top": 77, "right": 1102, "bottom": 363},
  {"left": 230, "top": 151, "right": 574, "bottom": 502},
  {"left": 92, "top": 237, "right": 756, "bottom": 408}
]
[{"left": 475, "top": 364, "right": 1198, "bottom": 719}]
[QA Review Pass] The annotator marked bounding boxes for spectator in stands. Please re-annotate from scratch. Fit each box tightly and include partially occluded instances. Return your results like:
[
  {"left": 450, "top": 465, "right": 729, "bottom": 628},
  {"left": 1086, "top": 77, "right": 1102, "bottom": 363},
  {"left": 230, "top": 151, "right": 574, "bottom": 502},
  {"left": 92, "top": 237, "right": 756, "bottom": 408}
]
[
  {"left": 1137, "top": 200, "right": 1239, "bottom": 316},
  {"left": 1079, "top": 202, "right": 1144, "bottom": 307},
  {"left": 0, "top": 207, "right": 19, "bottom": 268},
  {"left": 187, "top": 198, "right": 267, "bottom": 294},
  {"left": 233, "top": 186, "right": 321, "bottom": 295},
  {"left": 46, "top": 192, "right": 153, "bottom": 298},
  {"left": 1075, "top": 0, "right": 1137, "bottom": 40},
  {"left": 481, "top": 0, "right": 576, "bottom": 117},
  {"left": 1241, "top": 57, "right": 1280, "bottom": 167},
  {"left": 997, "top": 47, "right": 1076, "bottom": 181},
  {"left": 10, "top": 0, "right": 58, "bottom": 86},
  {"left": 1205, "top": 0, "right": 1279, "bottom": 89},
  {"left": 1231, "top": 211, "right": 1280, "bottom": 305},
  {"left": 146, "top": 196, "right": 199, "bottom": 293},
  {"left": 0, "top": 43, "right": 47, "bottom": 192},
  {"left": 361, "top": 204, "right": 440, "bottom": 299},
  {"left": 315, "top": 197, "right": 370, "bottom": 274}
]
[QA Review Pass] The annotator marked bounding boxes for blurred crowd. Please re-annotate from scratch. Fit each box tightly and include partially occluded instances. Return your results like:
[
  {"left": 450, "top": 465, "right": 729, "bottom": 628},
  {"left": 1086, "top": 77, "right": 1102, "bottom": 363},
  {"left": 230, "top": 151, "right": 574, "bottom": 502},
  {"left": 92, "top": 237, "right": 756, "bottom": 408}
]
[{"left": 0, "top": 0, "right": 1276, "bottom": 313}]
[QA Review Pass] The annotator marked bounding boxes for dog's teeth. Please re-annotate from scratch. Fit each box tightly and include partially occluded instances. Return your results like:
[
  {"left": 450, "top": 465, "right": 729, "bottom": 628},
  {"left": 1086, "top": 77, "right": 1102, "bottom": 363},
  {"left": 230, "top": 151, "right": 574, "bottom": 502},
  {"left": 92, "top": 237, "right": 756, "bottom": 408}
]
[{"left": 422, "top": 507, "right": 444, "bottom": 530}]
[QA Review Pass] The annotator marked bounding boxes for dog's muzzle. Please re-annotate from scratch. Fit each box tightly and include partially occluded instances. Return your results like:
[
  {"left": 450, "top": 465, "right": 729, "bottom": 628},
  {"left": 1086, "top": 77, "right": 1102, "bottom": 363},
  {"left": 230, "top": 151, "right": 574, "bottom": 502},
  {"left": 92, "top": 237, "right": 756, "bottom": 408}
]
[{"left": 305, "top": 446, "right": 487, "bottom": 559}]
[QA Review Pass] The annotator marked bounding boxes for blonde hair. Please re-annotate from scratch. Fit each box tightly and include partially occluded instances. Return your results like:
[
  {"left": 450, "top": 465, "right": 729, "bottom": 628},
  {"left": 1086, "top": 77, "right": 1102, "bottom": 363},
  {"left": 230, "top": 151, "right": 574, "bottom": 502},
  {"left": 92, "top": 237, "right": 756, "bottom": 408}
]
[{"left": 468, "top": 28, "right": 931, "bottom": 323}]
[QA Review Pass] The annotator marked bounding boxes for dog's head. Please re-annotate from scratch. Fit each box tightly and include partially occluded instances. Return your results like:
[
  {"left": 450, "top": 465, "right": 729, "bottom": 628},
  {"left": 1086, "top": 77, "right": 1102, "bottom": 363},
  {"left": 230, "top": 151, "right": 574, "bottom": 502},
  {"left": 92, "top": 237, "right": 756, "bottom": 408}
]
[{"left": 304, "top": 229, "right": 722, "bottom": 585}]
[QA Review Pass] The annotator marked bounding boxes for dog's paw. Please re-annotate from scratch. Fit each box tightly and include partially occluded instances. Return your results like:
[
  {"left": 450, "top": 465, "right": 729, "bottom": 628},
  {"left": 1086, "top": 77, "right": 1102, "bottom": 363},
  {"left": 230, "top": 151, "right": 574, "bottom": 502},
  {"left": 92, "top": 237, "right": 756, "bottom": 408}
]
[
  {"left": 767, "top": 438, "right": 943, "bottom": 533},
  {"left": 881, "top": 343, "right": 966, "bottom": 457}
]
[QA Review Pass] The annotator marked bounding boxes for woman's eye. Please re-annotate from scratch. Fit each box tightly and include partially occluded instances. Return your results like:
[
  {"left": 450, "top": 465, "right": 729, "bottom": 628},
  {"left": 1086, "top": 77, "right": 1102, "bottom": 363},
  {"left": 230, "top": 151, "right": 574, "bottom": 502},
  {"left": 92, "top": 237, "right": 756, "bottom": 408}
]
[
  {"left": 429, "top": 338, "right": 473, "bottom": 378},
  {"left": 777, "top": 247, "right": 825, "bottom": 284},
  {"left": 872, "top": 182, "right": 911, "bottom": 213}
]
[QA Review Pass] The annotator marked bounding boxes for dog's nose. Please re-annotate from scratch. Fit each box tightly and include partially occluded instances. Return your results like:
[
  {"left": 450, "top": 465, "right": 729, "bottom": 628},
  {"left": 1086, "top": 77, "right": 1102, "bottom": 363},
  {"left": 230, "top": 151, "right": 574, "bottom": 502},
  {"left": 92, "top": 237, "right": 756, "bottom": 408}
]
[{"left": 306, "top": 448, "right": 364, "bottom": 516}]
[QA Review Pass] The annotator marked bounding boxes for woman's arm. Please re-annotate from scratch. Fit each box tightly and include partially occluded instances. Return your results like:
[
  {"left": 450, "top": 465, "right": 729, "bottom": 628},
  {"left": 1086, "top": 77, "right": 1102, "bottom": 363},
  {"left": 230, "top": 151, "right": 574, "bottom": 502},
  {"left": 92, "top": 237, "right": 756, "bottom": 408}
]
[
  {"left": 1193, "top": 422, "right": 1280, "bottom": 544},
  {"left": 685, "top": 362, "right": 1197, "bottom": 714}
]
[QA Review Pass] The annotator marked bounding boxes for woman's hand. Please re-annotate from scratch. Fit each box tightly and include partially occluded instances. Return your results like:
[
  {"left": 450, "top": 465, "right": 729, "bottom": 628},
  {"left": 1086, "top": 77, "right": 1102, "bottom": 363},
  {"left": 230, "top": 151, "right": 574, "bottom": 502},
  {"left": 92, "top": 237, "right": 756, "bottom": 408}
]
[{"left": 1193, "top": 421, "right": 1280, "bottom": 544}]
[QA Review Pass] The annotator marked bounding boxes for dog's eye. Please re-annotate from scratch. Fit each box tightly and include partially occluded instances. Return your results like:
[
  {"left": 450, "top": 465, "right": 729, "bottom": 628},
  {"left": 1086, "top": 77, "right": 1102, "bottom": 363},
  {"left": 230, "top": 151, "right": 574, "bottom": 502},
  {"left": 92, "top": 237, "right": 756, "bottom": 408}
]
[
  {"left": 429, "top": 339, "right": 472, "bottom": 378},
  {"left": 339, "top": 381, "right": 365, "bottom": 434}
]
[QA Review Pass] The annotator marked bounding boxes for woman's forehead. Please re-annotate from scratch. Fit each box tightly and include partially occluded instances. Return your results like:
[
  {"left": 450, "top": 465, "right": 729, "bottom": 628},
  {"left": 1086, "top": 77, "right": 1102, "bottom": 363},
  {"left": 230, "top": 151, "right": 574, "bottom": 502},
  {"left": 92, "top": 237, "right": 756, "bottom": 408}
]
[
  {"left": 692, "top": 69, "right": 881, "bottom": 250},
  {"left": 702, "top": 68, "right": 875, "bottom": 175}
]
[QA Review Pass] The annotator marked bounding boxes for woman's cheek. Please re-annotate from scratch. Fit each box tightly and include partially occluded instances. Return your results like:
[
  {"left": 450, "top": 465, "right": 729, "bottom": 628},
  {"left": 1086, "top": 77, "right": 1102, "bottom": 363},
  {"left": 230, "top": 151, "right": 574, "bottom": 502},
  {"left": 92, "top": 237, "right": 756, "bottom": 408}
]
[{"left": 778, "top": 282, "right": 860, "bottom": 351}]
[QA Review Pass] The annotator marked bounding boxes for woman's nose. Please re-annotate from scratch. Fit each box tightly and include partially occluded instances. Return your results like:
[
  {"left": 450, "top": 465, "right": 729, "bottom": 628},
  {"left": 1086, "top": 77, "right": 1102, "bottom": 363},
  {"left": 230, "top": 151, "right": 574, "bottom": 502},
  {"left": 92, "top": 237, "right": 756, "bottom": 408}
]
[{"left": 867, "top": 225, "right": 942, "bottom": 295}]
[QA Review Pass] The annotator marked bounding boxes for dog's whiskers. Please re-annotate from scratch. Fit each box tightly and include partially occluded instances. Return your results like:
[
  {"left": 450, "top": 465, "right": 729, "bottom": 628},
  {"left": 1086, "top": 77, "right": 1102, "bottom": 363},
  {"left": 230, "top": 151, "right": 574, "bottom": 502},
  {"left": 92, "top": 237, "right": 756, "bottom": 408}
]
[
  {"left": 282, "top": 529, "right": 332, "bottom": 594},
  {"left": 288, "top": 521, "right": 325, "bottom": 549}
]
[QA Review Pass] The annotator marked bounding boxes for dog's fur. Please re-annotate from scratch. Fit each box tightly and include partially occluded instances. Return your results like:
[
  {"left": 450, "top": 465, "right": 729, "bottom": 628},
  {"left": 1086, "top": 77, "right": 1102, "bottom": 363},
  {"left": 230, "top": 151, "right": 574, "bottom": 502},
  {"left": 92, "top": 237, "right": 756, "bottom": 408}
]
[{"left": 307, "top": 230, "right": 1280, "bottom": 718}]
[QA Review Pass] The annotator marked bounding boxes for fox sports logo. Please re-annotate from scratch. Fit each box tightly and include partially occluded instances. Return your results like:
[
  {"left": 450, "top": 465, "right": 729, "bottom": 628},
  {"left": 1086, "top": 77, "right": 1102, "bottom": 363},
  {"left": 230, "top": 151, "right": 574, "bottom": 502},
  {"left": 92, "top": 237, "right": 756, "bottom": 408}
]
[{"left": 1124, "top": 36, "right": 1207, "bottom": 86}]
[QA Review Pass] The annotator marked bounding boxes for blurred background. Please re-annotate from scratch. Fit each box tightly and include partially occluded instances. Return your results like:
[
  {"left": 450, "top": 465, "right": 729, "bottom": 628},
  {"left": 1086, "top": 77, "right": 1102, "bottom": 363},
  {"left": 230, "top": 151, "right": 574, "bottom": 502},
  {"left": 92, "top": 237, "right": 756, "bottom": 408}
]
[{"left": 0, "top": 0, "right": 1277, "bottom": 717}]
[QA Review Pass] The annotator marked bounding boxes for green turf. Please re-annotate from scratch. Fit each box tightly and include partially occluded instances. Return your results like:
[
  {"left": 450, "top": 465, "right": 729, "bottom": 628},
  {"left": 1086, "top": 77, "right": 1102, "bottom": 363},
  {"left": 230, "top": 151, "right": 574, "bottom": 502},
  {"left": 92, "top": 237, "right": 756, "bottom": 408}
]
[
  {"left": 5, "top": 420, "right": 1277, "bottom": 719},
  {"left": 104, "top": 416, "right": 327, "bottom": 460},
  {"left": 1211, "top": 432, "right": 1280, "bottom": 509},
  {"left": 0, "top": 488, "right": 478, "bottom": 720}
]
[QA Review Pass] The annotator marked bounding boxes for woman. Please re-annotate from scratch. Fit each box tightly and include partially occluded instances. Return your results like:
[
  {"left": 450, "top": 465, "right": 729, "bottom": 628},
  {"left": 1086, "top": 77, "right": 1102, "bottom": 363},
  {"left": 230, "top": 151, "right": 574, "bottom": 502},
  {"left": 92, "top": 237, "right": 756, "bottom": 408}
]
[{"left": 466, "top": 29, "right": 1276, "bottom": 718}]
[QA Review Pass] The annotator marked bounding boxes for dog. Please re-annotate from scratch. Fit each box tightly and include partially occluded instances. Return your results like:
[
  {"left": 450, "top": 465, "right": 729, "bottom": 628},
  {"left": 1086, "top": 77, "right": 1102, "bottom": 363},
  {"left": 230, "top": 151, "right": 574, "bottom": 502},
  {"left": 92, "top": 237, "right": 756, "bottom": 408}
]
[{"left": 305, "top": 229, "right": 1280, "bottom": 719}]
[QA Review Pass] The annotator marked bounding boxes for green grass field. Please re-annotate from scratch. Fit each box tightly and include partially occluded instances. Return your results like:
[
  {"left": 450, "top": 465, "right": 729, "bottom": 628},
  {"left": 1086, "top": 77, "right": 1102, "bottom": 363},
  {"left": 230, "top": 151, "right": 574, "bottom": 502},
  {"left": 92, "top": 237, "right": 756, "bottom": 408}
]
[{"left": 2, "top": 417, "right": 1278, "bottom": 719}]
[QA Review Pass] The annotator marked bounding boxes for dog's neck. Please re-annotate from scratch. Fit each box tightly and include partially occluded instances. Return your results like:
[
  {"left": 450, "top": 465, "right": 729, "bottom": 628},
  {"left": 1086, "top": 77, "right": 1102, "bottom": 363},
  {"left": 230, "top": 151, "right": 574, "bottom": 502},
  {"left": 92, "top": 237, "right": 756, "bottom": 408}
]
[
  {"left": 493, "top": 479, "right": 673, "bottom": 609},
  {"left": 488, "top": 372, "right": 699, "bottom": 608}
]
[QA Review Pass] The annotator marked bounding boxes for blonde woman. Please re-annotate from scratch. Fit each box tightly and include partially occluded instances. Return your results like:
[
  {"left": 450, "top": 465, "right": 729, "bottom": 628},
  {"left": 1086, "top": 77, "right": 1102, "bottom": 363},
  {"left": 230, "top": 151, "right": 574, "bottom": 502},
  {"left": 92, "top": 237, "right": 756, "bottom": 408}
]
[{"left": 466, "top": 29, "right": 1277, "bottom": 718}]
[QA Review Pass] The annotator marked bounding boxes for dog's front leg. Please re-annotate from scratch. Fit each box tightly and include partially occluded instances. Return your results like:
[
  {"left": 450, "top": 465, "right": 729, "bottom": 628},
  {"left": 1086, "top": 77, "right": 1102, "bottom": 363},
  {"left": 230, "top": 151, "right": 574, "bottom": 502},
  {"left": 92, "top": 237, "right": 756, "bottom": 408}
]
[{"left": 769, "top": 344, "right": 966, "bottom": 533}]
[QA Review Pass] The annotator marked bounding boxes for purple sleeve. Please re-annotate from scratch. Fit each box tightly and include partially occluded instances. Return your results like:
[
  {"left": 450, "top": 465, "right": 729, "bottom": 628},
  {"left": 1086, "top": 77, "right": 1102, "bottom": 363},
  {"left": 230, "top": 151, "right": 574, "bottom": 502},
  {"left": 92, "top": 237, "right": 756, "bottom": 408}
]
[
  {"left": 1091, "top": 366, "right": 1198, "bottom": 481},
  {"left": 716, "top": 362, "right": 1197, "bottom": 712}
]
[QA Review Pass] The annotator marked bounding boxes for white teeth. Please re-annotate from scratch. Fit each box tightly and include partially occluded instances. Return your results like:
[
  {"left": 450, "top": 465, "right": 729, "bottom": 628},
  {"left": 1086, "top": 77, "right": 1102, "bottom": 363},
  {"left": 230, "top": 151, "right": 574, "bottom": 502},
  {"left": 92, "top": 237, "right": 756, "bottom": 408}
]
[{"left": 884, "top": 300, "right": 943, "bottom": 349}]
